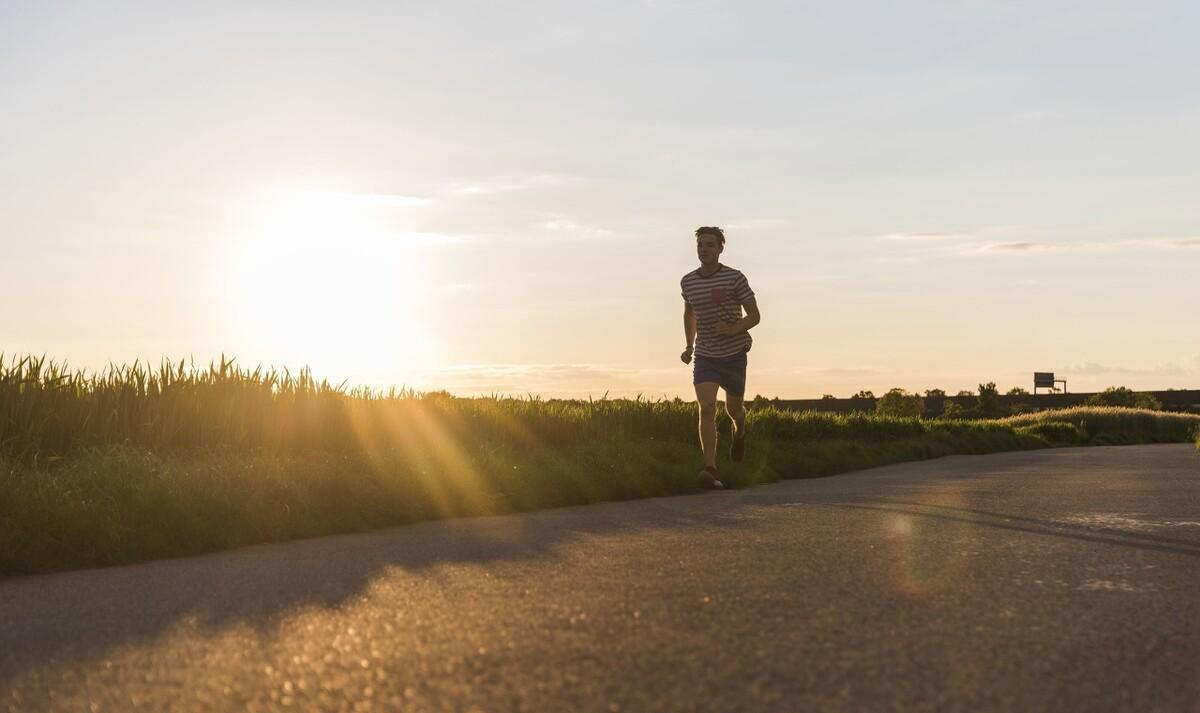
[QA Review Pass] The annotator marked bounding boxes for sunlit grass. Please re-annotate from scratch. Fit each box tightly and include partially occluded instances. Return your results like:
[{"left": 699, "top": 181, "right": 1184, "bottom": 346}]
[
  {"left": 1001, "top": 406, "right": 1200, "bottom": 445},
  {"left": 2, "top": 354, "right": 1198, "bottom": 578}
]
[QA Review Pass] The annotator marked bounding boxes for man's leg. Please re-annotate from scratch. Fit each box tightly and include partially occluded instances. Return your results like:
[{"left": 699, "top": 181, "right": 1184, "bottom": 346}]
[
  {"left": 694, "top": 382, "right": 720, "bottom": 468},
  {"left": 723, "top": 355, "right": 748, "bottom": 462},
  {"left": 726, "top": 392, "right": 746, "bottom": 437}
]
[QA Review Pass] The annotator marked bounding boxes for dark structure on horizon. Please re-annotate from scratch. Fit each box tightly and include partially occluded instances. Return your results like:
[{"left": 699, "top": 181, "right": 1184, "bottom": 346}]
[{"left": 1033, "top": 371, "right": 1068, "bottom": 394}]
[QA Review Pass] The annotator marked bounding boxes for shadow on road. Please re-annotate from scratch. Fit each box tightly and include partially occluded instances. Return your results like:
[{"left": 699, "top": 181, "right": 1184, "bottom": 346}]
[
  {"left": 0, "top": 490, "right": 753, "bottom": 685},
  {"left": 1, "top": 443, "right": 1195, "bottom": 687}
]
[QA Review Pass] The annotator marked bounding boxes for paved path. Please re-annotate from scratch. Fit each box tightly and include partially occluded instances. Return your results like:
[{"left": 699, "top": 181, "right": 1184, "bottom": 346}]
[{"left": 2, "top": 444, "right": 1198, "bottom": 712}]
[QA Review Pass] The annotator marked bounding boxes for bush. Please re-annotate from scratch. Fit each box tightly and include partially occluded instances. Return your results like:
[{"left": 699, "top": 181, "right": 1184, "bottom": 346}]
[
  {"left": 1004, "top": 406, "right": 1197, "bottom": 443},
  {"left": 876, "top": 388, "right": 924, "bottom": 418},
  {"left": 977, "top": 381, "right": 1007, "bottom": 418},
  {"left": 1015, "top": 421, "right": 1084, "bottom": 445},
  {"left": 1086, "top": 386, "right": 1162, "bottom": 411},
  {"left": 942, "top": 400, "right": 968, "bottom": 418}
]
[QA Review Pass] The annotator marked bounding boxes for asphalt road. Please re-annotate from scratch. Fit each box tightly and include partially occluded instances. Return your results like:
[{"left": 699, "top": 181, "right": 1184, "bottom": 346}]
[{"left": 2, "top": 444, "right": 1198, "bottom": 712}]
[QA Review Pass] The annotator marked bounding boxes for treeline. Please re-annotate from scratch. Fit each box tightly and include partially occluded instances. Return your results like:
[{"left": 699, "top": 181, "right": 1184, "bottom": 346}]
[{"left": 751, "top": 384, "right": 1168, "bottom": 419}]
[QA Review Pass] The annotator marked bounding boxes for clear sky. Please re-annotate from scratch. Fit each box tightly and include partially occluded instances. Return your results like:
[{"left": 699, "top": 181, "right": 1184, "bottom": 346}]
[{"left": 2, "top": 1, "right": 1197, "bottom": 399}]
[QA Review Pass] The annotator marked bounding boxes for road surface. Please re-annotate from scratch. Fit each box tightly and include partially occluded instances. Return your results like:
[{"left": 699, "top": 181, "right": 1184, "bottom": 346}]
[{"left": 2, "top": 444, "right": 1198, "bottom": 712}]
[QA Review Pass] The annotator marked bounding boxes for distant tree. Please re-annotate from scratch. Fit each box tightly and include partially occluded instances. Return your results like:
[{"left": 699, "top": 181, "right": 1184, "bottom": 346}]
[
  {"left": 852, "top": 390, "right": 875, "bottom": 399},
  {"left": 1007, "top": 386, "right": 1030, "bottom": 396},
  {"left": 876, "top": 387, "right": 924, "bottom": 418},
  {"left": 942, "top": 400, "right": 967, "bottom": 418},
  {"left": 821, "top": 394, "right": 837, "bottom": 400},
  {"left": 977, "top": 382, "right": 1007, "bottom": 417},
  {"left": 750, "top": 394, "right": 772, "bottom": 410},
  {"left": 1086, "top": 386, "right": 1162, "bottom": 411},
  {"left": 955, "top": 390, "right": 974, "bottom": 397},
  {"left": 921, "top": 387, "right": 947, "bottom": 418}
]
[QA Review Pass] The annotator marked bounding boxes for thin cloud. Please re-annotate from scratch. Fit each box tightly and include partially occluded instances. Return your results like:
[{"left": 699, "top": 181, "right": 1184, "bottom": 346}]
[
  {"left": 793, "top": 366, "right": 888, "bottom": 377},
  {"left": 446, "top": 173, "right": 577, "bottom": 196},
  {"left": 1061, "top": 360, "right": 1196, "bottom": 377},
  {"left": 878, "top": 232, "right": 969, "bottom": 242},
  {"left": 268, "top": 188, "right": 432, "bottom": 208},
  {"left": 978, "top": 237, "right": 1200, "bottom": 255},
  {"left": 454, "top": 183, "right": 525, "bottom": 195},
  {"left": 984, "top": 241, "right": 1043, "bottom": 252},
  {"left": 393, "top": 231, "right": 475, "bottom": 247},
  {"left": 353, "top": 192, "right": 433, "bottom": 207},
  {"left": 1148, "top": 237, "right": 1200, "bottom": 248},
  {"left": 540, "top": 216, "right": 614, "bottom": 240},
  {"left": 726, "top": 218, "right": 793, "bottom": 231}
]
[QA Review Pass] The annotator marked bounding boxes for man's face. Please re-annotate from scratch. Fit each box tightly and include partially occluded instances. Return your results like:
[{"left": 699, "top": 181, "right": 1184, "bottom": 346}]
[{"left": 696, "top": 235, "right": 723, "bottom": 264}]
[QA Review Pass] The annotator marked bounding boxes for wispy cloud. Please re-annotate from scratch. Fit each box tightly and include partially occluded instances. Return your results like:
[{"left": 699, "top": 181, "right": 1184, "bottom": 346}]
[
  {"left": 392, "top": 231, "right": 475, "bottom": 247},
  {"left": 873, "top": 225, "right": 1200, "bottom": 257},
  {"left": 446, "top": 173, "right": 577, "bottom": 196},
  {"left": 453, "top": 183, "right": 525, "bottom": 195},
  {"left": 1147, "top": 237, "right": 1200, "bottom": 248},
  {"left": 979, "top": 237, "right": 1200, "bottom": 255},
  {"left": 352, "top": 192, "right": 434, "bottom": 207},
  {"left": 1061, "top": 359, "right": 1199, "bottom": 377},
  {"left": 871, "top": 256, "right": 920, "bottom": 264},
  {"left": 726, "top": 218, "right": 793, "bottom": 231},
  {"left": 540, "top": 216, "right": 615, "bottom": 240},
  {"left": 792, "top": 366, "right": 888, "bottom": 377},
  {"left": 984, "top": 241, "right": 1043, "bottom": 252},
  {"left": 267, "top": 188, "right": 433, "bottom": 208},
  {"left": 877, "top": 232, "right": 969, "bottom": 242}
]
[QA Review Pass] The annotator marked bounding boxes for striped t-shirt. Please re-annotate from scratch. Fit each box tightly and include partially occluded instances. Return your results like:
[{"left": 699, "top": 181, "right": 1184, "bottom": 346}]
[{"left": 681, "top": 264, "right": 756, "bottom": 358}]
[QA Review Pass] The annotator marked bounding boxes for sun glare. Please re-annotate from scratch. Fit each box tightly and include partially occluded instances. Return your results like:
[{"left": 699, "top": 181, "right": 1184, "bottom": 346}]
[{"left": 229, "top": 188, "right": 435, "bottom": 386}]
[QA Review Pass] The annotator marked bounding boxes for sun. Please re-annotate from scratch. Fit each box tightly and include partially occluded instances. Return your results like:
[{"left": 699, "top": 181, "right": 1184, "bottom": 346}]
[{"left": 229, "top": 188, "right": 435, "bottom": 385}]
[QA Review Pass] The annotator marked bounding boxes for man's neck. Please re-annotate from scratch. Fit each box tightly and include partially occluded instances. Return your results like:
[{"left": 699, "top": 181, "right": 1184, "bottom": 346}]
[{"left": 698, "top": 262, "right": 722, "bottom": 276}]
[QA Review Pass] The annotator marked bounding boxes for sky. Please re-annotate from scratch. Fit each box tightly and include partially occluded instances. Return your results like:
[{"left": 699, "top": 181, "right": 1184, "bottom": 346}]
[{"left": 2, "top": 1, "right": 1197, "bottom": 399}]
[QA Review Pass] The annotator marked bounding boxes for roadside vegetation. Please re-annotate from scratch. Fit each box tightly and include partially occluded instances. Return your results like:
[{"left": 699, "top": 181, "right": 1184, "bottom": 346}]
[{"left": 3, "top": 354, "right": 1198, "bottom": 578}]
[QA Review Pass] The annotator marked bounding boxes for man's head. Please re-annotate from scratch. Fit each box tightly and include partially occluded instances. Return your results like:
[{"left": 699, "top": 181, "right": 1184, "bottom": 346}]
[{"left": 695, "top": 226, "right": 725, "bottom": 265}]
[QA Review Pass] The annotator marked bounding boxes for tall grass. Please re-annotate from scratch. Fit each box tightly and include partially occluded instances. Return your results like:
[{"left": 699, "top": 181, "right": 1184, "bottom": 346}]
[
  {"left": 1002, "top": 406, "right": 1200, "bottom": 445},
  {"left": 0, "top": 354, "right": 697, "bottom": 461},
  {"left": 2, "top": 354, "right": 1198, "bottom": 578},
  {"left": 1, "top": 354, "right": 1027, "bottom": 462}
]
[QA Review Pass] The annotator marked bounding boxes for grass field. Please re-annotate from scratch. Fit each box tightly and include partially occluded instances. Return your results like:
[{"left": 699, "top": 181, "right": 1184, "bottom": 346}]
[{"left": 3, "top": 354, "right": 1198, "bottom": 579}]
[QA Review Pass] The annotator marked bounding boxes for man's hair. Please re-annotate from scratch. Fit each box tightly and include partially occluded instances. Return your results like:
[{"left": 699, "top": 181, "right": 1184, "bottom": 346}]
[{"left": 694, "top": 226, "right": 725, "bottom": 245}]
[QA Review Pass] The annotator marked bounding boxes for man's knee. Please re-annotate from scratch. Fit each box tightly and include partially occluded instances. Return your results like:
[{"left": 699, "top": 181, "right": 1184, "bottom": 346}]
[{"left": 698, "top": 400, "right": 719, "bottom": 419}]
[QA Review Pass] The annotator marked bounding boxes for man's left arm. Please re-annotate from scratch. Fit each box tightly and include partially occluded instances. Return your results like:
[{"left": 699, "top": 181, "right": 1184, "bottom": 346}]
[{"left": 720, "top": 298, "right": 760, "bottom": 336}]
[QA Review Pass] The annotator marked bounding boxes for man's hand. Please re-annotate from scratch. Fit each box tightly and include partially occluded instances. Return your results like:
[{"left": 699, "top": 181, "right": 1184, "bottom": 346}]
[{"left": 680, "top": 346, "right": 694, "bottom": 364}]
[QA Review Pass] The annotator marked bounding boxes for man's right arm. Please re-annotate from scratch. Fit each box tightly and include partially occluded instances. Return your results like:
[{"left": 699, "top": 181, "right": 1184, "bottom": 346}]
[{"left": 682, "top": 302, "right": 696, "bottom": 363}]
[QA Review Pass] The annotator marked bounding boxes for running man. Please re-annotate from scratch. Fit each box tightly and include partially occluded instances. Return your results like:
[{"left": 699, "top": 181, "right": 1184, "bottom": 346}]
[{"left": 680, "top": 226, "right": 761, "bottom": 488}]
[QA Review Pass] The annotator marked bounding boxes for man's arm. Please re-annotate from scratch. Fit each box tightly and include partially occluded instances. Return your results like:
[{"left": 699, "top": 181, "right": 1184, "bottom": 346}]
[
  {"left": 682, "top": 301, "right": 697, "bottom": 363},
  {"left": 720, "top": 298, "right": 760, "bottom": 336}
]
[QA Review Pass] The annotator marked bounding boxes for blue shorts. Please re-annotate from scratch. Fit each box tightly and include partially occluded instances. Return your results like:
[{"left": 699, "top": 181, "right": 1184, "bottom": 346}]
[{"left": 693, "top": 351, "right": 748, "bottom": 397}]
